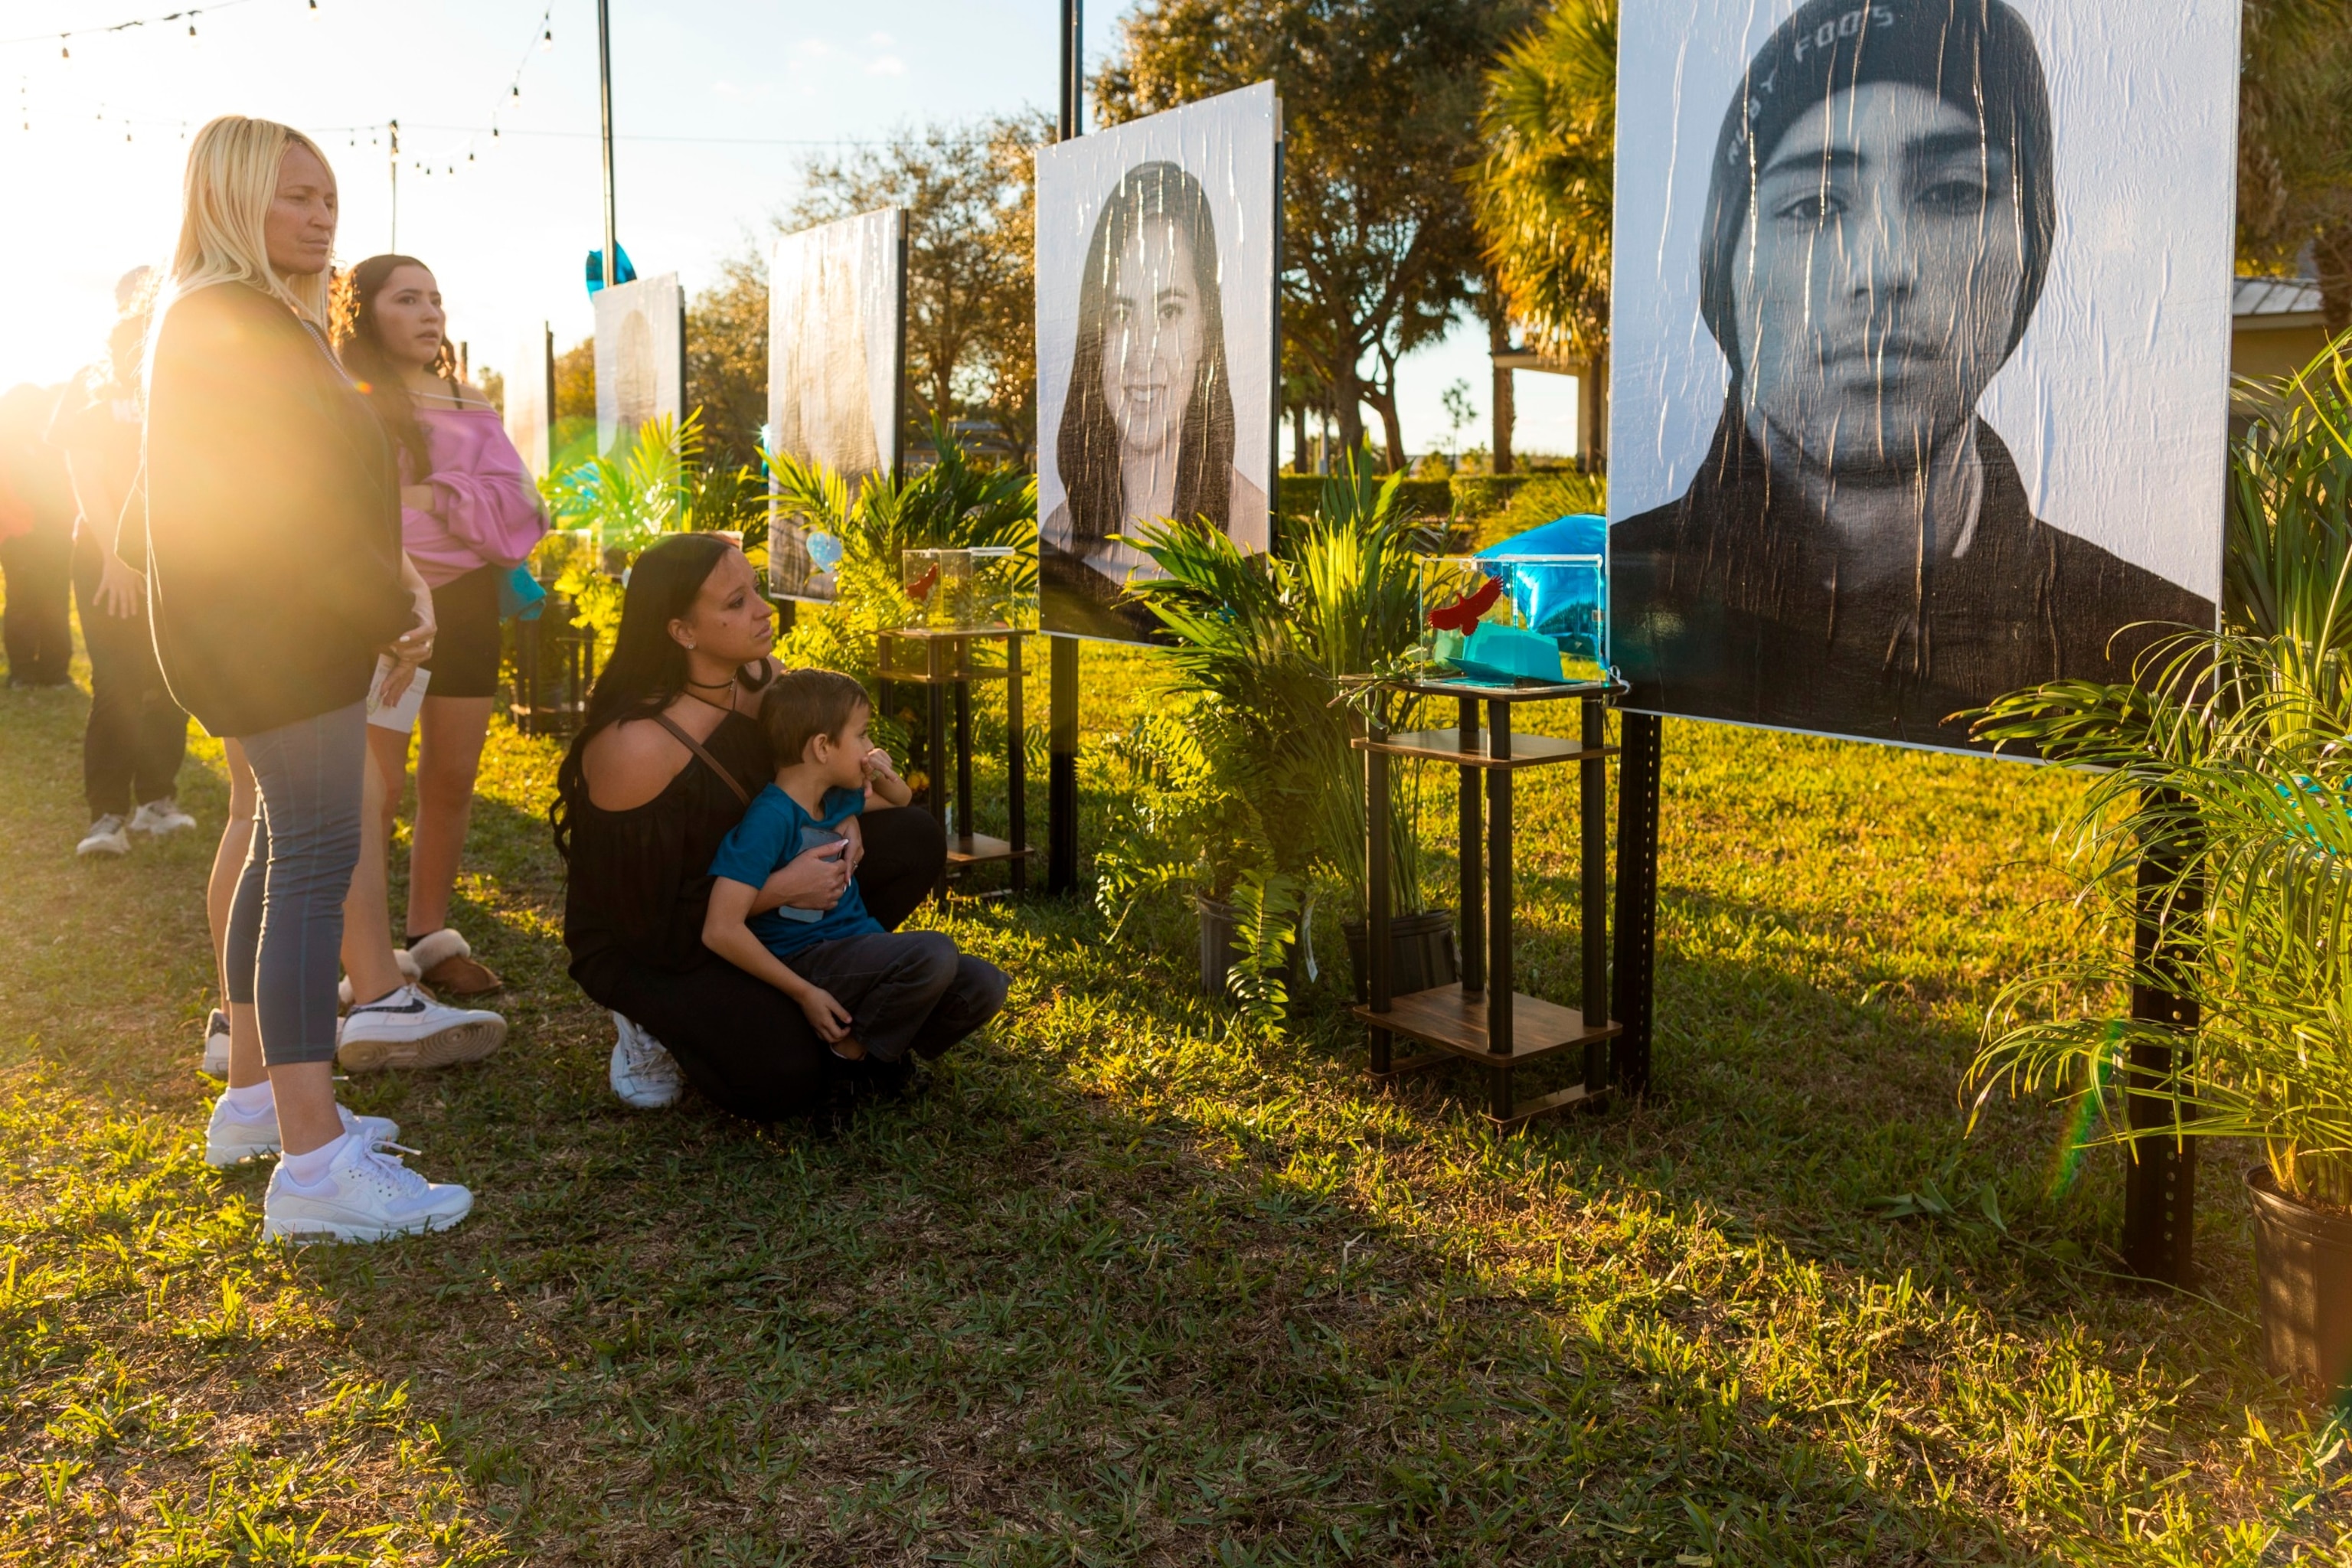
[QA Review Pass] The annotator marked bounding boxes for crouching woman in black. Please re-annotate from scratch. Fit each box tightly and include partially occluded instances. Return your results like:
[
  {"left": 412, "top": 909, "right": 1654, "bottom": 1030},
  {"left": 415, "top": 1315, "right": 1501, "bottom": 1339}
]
[{"left": 553, "top": 533, "right": 963, "bottom": 1116}]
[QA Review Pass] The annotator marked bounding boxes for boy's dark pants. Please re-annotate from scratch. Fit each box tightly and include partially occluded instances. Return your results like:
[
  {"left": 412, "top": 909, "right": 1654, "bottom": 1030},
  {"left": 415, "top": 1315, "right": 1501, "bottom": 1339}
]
[{"left": 786, "top": 931, "right": 1008, "bottom": 1063}]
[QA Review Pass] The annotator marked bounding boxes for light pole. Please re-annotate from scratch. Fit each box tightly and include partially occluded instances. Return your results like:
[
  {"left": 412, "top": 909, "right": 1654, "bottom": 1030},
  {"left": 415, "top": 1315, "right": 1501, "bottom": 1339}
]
[
  {"left": 596, "top": 0, "right": 618, "bottom": 286},
  {"left": 387, "top": 119, "right": 399, "bottom": 250}
]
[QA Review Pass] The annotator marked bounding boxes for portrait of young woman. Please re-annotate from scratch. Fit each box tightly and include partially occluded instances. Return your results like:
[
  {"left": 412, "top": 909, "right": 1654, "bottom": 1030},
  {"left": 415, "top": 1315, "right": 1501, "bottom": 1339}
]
[{"left": 1035, "top": 85, "right": 1279, "bottom": 642}]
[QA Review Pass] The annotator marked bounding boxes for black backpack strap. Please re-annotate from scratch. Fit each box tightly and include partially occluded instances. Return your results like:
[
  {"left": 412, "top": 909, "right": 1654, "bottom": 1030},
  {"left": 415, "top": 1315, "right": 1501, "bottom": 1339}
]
[{"left": 652, "top": 712, "right": 751, "bottom": 808}]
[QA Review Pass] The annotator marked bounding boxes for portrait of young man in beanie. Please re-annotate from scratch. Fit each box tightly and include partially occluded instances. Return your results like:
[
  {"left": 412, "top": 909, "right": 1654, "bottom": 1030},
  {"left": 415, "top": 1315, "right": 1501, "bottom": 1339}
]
[{"left": 1609, "top": 0, "right": 2223, "bottom": 749}]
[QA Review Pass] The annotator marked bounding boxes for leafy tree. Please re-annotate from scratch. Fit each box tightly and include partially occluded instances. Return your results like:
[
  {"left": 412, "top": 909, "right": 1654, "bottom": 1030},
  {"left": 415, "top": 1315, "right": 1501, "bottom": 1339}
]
[
  {"left": 2239, "top": 0, "right": 2352, "bottom": 332},
  {"left": 553, "top": 335, "right": 595, "bottom": 422},
  {"left": 1465, "top": 0, "right": 1614, "bottom": 364},
  {"left": 1096, "top": 0, "right": 1531, "bottom": 469},
  {"left": 685, "top": 253, "right": 773, "bottom": 472}
]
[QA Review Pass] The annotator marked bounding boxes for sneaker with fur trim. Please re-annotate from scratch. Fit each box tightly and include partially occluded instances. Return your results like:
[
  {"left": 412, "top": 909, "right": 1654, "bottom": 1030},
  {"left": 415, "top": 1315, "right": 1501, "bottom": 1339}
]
[
  {"left": 261, "top": 1137, "right": 472, "bottom": 1243},
  {"left": 408, "top": 928, "right": 502, "bottom": 997},
  {"left": 336, "top": 985, "right": 506, "bottom": 1072}
]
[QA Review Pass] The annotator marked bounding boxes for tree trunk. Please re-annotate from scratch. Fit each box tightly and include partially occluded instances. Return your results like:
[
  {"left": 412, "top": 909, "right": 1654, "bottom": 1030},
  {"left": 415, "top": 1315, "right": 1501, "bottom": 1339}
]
[
  {"left": 1488, "top": 312, "right": 1516, "bottom": 475},
  {"left": 1373, "top": 387, "right": 1406, "bottom": 473},
  {"left": 2318, "top": 222, "right": 2352, "bottom": 339},
  {"left": 1333, "top": 358, "right": 1367, "bottom": 461},
  {"left": 1292, "top": 402, "right": 1310, "bottom": 474},
  {"left": 1368, "top": 340, "right": 1406, "bottom": 471}
]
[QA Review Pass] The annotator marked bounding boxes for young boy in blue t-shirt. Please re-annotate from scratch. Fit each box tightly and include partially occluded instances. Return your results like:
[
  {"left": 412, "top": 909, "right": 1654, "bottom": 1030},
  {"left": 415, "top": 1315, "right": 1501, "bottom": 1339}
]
[{"left": 702, "top": 668, "right": 1008, "bottom": 1063}]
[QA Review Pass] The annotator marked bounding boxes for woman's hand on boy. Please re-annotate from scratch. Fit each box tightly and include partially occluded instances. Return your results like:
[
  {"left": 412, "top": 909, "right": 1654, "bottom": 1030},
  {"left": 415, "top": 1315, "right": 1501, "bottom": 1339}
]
[{"left": 756, "top": 838, "right": 850, "bottom": 913}]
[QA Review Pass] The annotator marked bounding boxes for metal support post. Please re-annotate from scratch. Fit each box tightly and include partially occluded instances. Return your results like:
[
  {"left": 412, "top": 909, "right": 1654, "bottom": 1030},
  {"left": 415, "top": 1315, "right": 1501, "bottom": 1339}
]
[
  {"left": 2122, "top": 815, "right": 2200, "bottom": 1285},
  {"left": 1457, "top": 694, "right": 1484, "bottom": 998},
  {"left": 1612, "top": 711, "right": 1661, "bottom": 1096},
  {"left": 1486, "top": 698, "right": 1514, "bottom": 1121},
  {"left": 1580, "top": 696, "right": 1609, "bottom": 1089},
  {"left": 1008, "top": 635, "right": 1027, "bottom": 896},
  {"left": 1367, "top": 715, "right": 1393, "bottom": 1074}
]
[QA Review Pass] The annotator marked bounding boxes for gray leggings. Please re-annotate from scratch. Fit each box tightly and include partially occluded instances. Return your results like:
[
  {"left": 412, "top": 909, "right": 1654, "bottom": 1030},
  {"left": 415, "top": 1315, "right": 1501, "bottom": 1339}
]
[{"left": 225, "top": 701, "right": 366, "bottom": 1067}]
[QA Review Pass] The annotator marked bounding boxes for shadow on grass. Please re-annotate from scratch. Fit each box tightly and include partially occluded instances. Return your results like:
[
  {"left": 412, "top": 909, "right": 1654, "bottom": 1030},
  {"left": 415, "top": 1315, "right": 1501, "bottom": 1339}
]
[{"left": 1, "top": 690, "right": 2330, "bottom": 1563}]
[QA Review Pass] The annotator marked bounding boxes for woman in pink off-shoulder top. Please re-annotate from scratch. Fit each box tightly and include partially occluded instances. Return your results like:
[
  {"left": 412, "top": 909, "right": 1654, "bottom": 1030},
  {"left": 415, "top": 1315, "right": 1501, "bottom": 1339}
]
[{"left": 332, "top": 253, "right": 547, "bottom": 1018}]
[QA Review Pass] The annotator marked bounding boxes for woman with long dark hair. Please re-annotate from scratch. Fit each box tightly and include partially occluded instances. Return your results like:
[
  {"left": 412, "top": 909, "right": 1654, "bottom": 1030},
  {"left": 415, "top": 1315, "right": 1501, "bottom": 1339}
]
[
  {"left": 554, "top": 533, "right": 949, "bottom": 1116},
  {"left": 1041, "top": 160, "right": 1264, "bottom": 639},
  {"left": 145, "top": 115, "right": 469, "bottom": 1240},
  {"left": 328, "top": 254, "right": 544, "bottom": 1056}
]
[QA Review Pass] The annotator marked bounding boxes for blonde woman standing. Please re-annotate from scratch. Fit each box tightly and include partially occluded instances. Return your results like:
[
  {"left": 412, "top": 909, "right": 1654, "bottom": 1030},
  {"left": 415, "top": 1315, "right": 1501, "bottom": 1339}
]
[{"left": 145, "top": 116, "right": 472, "bottom": 1240}]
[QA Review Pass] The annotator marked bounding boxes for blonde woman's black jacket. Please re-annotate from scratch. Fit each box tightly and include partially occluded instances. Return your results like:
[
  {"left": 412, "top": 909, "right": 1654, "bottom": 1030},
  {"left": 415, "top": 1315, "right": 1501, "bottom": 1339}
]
[{"left": 144, "top": 279, "right": 412, "bottom": 738}]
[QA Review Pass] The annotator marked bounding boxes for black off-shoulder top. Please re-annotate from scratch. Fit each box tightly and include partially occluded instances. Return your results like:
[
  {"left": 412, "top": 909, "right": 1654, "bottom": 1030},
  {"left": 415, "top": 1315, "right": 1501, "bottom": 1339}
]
[{"left": 563, "top": 710, "right": 776, "bottom": 982}]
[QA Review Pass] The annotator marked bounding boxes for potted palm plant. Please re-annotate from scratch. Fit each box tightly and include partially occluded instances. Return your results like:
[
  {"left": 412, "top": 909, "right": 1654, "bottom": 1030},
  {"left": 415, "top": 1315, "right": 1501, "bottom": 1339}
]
[
  {"left": 1120, "top": 452, "right": 1459, "bottom": 1011},
  {"left": 1968, "top": 340, "right": 2352, "bottom": 1400}
]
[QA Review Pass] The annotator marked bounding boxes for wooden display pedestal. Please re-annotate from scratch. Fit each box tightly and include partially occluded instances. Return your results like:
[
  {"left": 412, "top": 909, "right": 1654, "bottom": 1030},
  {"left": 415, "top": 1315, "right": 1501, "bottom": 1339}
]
[
  {"left": 1354, "top": 678, "right": 1620, "bottom": 1129},
  {"left": 876, "top": 628, "right": 1033, "bottom": 901}
]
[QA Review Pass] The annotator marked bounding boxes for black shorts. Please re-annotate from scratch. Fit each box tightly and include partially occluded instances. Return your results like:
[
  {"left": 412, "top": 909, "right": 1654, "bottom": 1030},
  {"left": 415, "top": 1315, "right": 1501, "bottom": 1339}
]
[{"left": 423, "top": 564, "right": 503, "bottom": 700}]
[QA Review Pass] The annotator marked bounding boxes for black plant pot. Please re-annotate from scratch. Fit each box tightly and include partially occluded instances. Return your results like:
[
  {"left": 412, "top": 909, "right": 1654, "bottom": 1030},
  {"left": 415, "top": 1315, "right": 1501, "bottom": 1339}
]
[
  {"left": 2248, "top": 1165, "right": 2352, "bottom": 1401},
  {"left": 1196, "top": 895, "right": 1298, "bottom": 1004},
  {"left": 1343, "top": 910, "right": 1460, "bottom": 1004}
]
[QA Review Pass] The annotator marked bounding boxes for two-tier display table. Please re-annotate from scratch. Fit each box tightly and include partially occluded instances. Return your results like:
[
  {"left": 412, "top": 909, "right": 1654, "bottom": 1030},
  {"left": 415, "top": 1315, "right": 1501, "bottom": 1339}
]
[
  {"left": 875, "top": 628, "right": 1031, "bottom": 901},
  {"left": 1353, "top": 678, "right": 1620, "bottom": 1128}
]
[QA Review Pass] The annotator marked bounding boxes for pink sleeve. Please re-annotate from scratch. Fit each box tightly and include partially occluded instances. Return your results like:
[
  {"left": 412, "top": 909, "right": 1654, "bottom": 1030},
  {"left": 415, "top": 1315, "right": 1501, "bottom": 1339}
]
[{"left": 426, "top": 420, "right": 547, "bottom": 569}]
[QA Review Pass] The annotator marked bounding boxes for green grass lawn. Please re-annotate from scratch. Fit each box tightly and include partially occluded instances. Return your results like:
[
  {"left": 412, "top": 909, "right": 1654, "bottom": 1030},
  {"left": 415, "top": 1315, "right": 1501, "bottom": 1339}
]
[{"left": 3, "top": 630, "right": 2349, "bottom": 1564}]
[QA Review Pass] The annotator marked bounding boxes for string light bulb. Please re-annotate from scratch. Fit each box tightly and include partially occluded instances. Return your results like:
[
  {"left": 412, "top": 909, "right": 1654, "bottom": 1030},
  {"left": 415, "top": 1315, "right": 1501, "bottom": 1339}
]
[{"left": 541, "top": 26, "right": 552, "bottom": 50}]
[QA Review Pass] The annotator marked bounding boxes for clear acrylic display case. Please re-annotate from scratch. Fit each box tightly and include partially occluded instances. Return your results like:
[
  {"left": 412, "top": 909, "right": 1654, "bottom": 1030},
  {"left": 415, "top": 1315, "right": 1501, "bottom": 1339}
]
[
  {"left": 1415, "top": 553, "right": 1609, "bottom": 687},
  {"left": 900, "top": 546, "right": 1038, "bottom": 633}
]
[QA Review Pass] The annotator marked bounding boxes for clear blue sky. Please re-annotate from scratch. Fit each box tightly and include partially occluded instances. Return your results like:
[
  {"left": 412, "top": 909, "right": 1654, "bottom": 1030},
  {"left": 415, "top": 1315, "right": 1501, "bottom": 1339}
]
[{"left": 2, "top": 0, "right": 1579, "bottom": 459}]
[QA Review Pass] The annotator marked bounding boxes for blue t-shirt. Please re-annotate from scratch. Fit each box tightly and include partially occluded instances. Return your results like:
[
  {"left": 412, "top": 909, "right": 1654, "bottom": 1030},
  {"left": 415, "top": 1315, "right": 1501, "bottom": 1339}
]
[{"left": 708, "top": 783, "right": 882, "bottom": 958}]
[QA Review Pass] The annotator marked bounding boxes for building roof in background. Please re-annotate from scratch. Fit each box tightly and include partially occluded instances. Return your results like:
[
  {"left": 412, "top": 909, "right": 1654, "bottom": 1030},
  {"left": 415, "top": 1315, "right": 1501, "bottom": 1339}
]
[{"left": 2236, "top": 274, "right": 2324, "bottom": 322}]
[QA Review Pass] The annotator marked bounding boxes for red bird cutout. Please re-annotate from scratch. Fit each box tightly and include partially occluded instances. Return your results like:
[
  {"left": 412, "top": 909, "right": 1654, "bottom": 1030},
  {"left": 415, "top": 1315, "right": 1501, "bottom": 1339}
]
[
  {"left": 1426, "top": 575, "right": 1504, "bottom": 633},
  {"left": 907, "top": 564, "right": 940, "bottom": 602}
]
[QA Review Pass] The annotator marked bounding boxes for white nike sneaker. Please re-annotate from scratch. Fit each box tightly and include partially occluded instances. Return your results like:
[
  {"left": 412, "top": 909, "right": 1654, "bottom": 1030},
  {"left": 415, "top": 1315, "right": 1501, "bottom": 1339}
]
[
  {"left": 77, "top": 815, "right": 130, "bottom": 857},
  {"left": 337, "top": 949, "right": 423, "bottom": 1008},
  {"left": 261, "top": 1137, "right": 472, "bottom": 1243},
  {"left": 609, "top": 1011, "right": 684, "bottom": 1109},
  {"left": 128, "top": 797, "right": 198, "bottom": 836},
  {"left": 201, "top": 1009, "right": 231, "bottom": 1076},
  {"left": 335, "top": 985, "right": 505, "bottom": 1072},
  {"left": 205, "top": 1096, "right": 400, "bottom": 1167}
]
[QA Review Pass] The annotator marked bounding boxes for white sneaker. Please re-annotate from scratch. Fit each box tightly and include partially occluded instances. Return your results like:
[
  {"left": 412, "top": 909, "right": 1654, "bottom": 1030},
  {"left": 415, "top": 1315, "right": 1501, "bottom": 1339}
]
[
  {"left": 77, "top": 815, "right": 129, "bottom": 857},
  {"left": 335, "top": 985, "right": 505, "bottom": 1072},
  {"left": 205, "top": 1096, "right": 399, "bottom": 1167},
  {"left": 261, "top": 1137, "right": 472, "bottom": 1243},
  {"left": 201, "top": 1009, "right": 231, "bottom": 1076},
  {"left": 128, "top": 797, "right": 198, "bottom": 836},
  {"left": 337, "top": 948, "right": 423, "bottom": 1008},
  {"left": 609, "top": 1011, "right": 684, "bottom": 1109}
]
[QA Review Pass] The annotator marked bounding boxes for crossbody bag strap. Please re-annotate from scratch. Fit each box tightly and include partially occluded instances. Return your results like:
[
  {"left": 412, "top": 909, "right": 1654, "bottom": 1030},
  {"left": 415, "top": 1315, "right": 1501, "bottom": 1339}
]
[{"left": 652, "top": 711, "right": 752, "bottom": 808}]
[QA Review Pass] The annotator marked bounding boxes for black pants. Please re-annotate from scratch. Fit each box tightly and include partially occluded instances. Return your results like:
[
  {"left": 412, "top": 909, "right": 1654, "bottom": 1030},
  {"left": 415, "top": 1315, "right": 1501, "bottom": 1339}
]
[
  {"left": 1, "top": 531, "right": 73, "bottom": 687},
  {"left": 73, "top": 539, "right": 188, "bottom": 819},
  {"left": 579, "top": 808, "right": 968, "bottom": 1120}
]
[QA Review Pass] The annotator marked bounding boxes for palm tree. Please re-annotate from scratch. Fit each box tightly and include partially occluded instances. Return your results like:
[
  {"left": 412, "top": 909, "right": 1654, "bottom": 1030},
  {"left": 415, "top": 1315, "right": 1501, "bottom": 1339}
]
[{"left": 1464, "top": 0, "right": 1616, "bottom": 364}]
